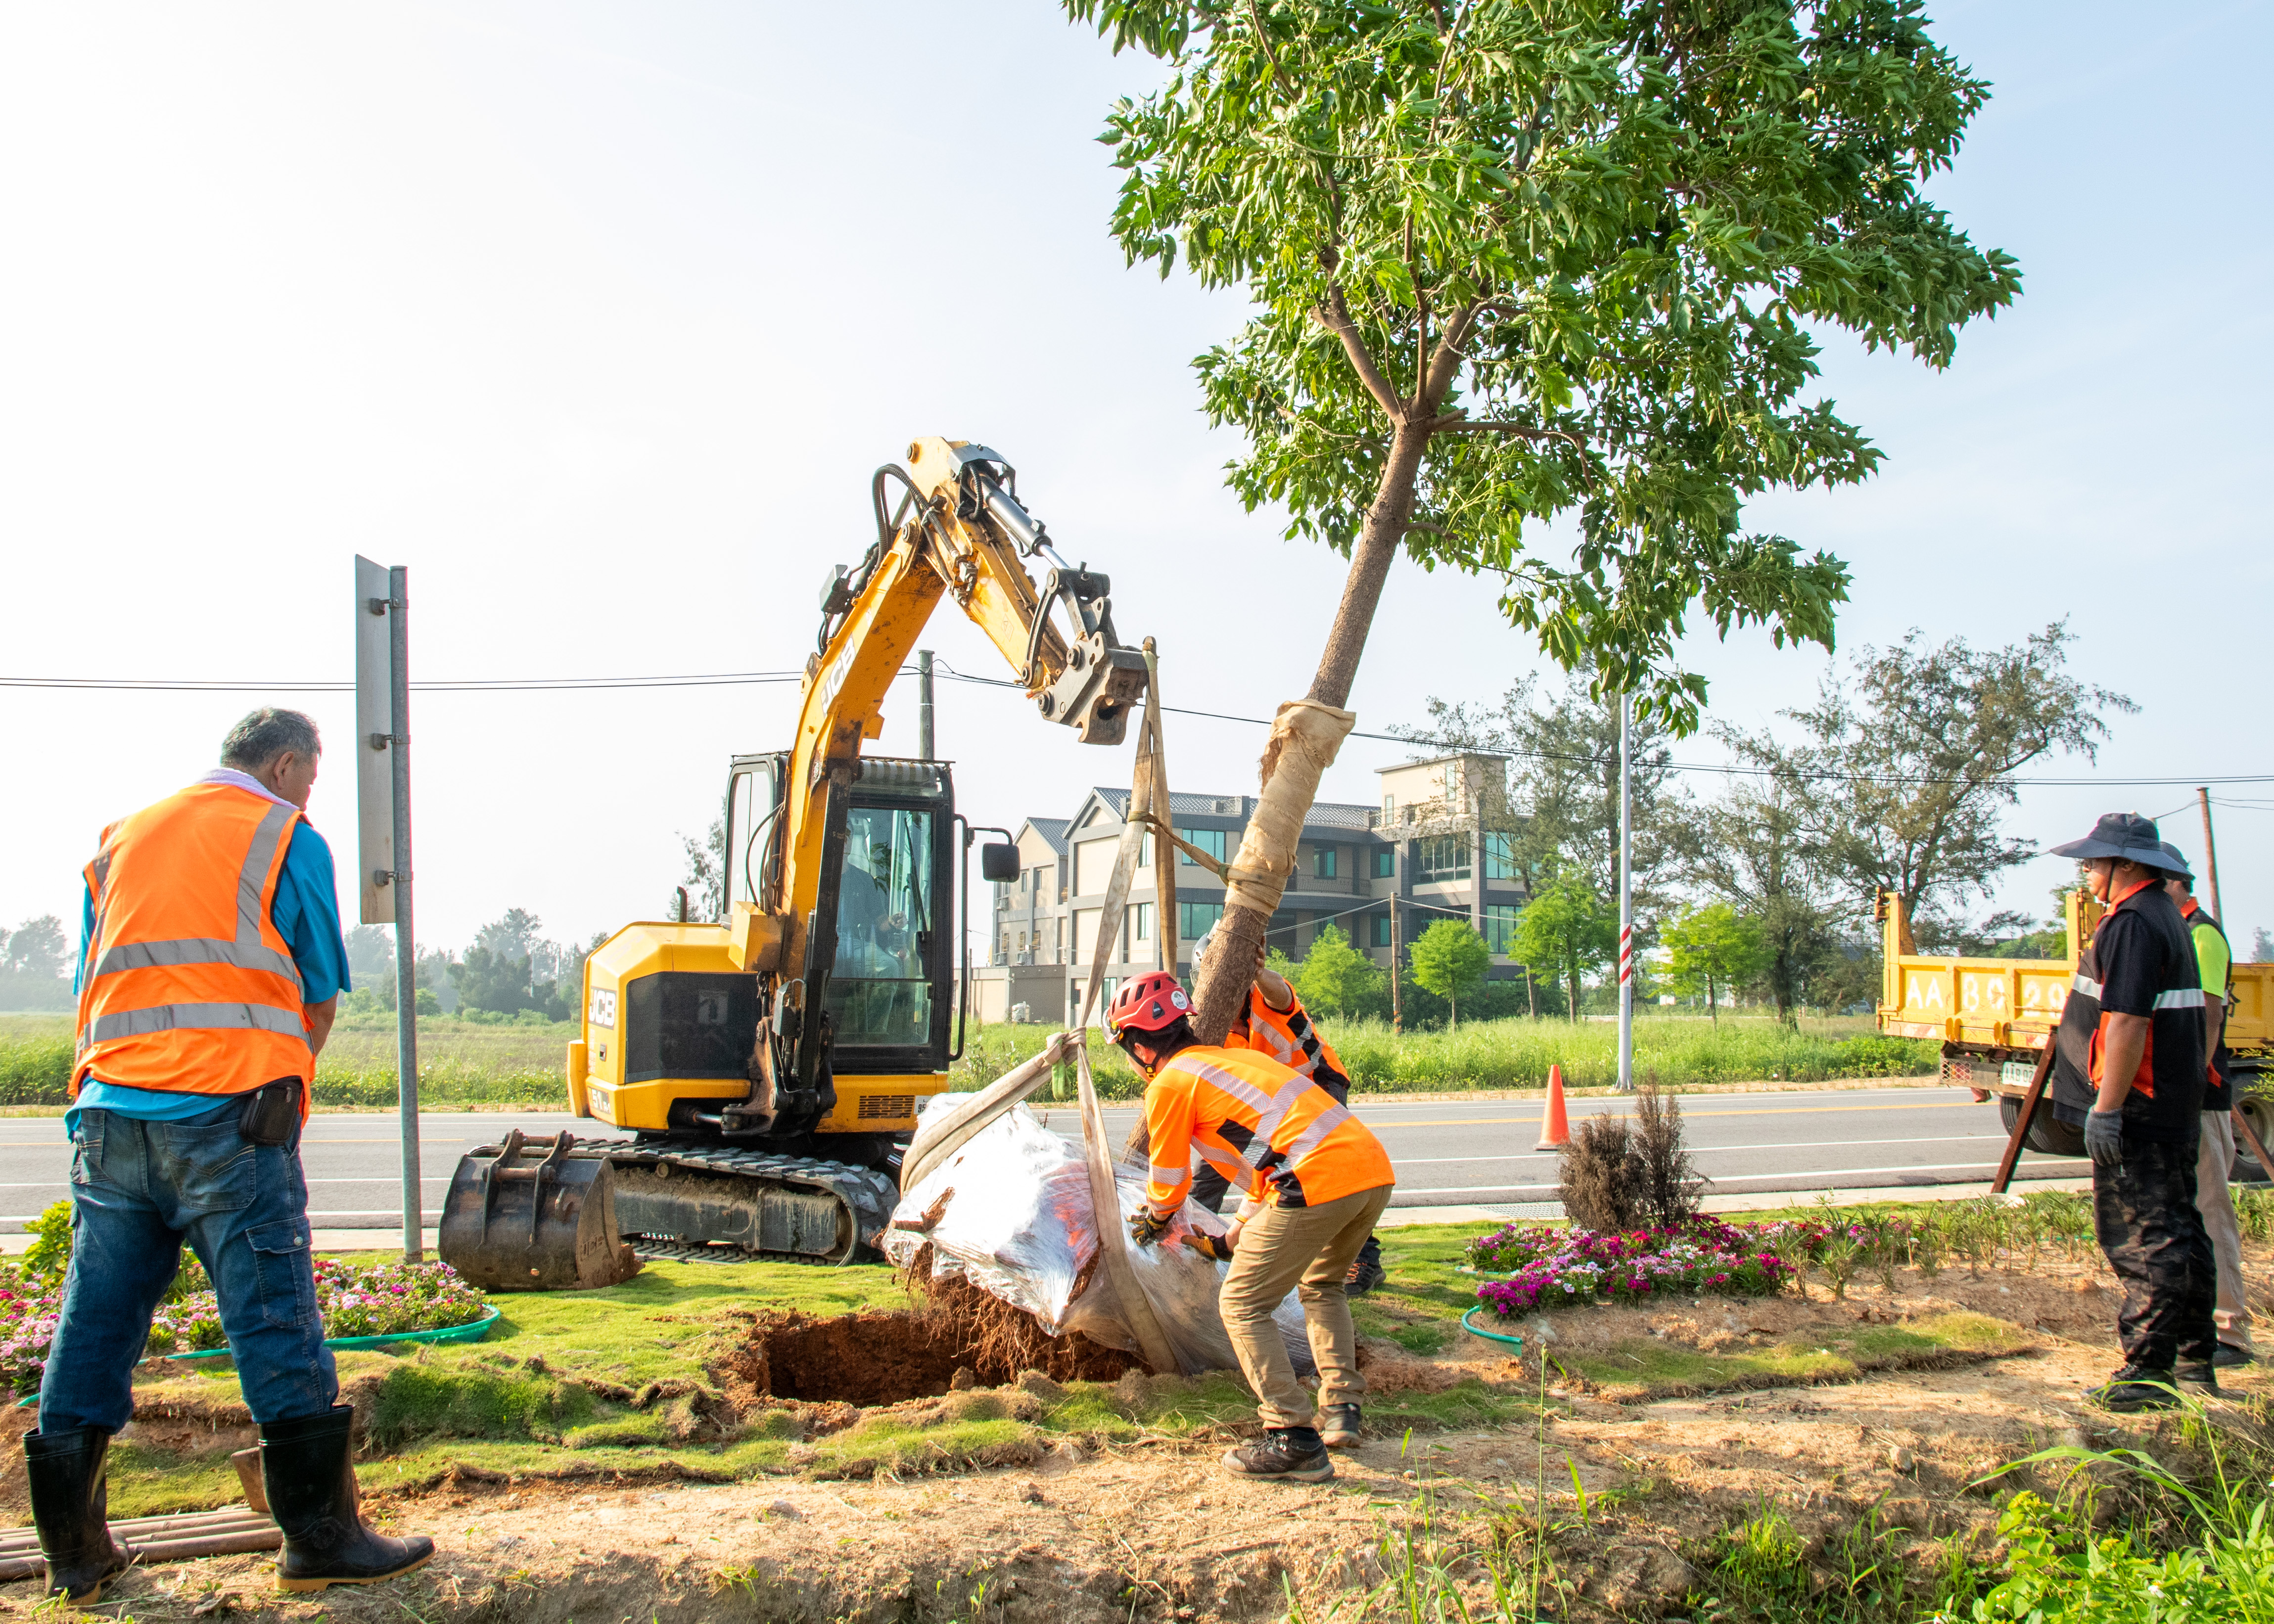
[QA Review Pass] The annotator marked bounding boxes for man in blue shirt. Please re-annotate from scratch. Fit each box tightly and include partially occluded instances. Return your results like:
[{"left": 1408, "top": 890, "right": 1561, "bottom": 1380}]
[{"left": 30, "top": 709, "right": 431, "bottom": 1602}]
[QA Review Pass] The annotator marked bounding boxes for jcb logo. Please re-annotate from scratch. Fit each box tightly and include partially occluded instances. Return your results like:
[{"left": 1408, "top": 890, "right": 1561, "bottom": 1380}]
[{"left": 588, "top": 989, "right": 617, "bottom": 1030}]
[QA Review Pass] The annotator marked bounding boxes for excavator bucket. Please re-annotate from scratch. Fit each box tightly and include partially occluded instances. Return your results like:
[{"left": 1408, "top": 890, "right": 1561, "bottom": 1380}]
[{"left": 438, "top": 1130, "right": 643, "bottom": 1292}]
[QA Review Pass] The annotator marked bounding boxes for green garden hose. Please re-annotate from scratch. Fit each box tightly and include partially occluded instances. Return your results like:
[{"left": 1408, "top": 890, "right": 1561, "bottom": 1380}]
[{"left": 1460, "top": 1306, "right": 1525, "bottom": 1349}]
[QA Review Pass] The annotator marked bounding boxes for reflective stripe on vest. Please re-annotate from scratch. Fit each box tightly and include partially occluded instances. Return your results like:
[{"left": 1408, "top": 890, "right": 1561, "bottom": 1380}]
[
  {"left": 2072, "top": 973, "right": 2102, "bottom": 1000},
  {"left": 84, "top": 1001, "right": 309, "bottom": 1043},
  {"left": 2152, "top": 987, "right": 2206, "bottom": 1010},
  {"left": 77, "top": 785, "right": 310, "bottom": 1097}
]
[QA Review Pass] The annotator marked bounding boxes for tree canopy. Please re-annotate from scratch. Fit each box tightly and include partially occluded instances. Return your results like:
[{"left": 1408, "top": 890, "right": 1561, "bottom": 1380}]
[
  {"left": 1292, "top": 923, "right": 1386, "bottom": 1017},
  {"left": 1659, "top": 900, "right": 1765, "bottom": 1024},
  {"left": 1739, "top": 622, "right": 2131, "bottom": 948},
  {"left": 1066, "top": 0, "right": 2019, "bottom": 727},
  {"left": 1512, "top": 865, "right": 1615, "bottom": 1020},
  {"left": 1407, "top": 918, "right": 1493, "bottom": 1025}
]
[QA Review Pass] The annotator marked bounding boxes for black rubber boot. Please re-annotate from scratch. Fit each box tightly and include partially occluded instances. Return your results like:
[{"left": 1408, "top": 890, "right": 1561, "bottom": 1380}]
[
  {"left": 259, "top": 1407, "right": 434, "bottom": 1593},
  {"left": 24, "top": 1425, "right": 132, "bottom": 1604}
]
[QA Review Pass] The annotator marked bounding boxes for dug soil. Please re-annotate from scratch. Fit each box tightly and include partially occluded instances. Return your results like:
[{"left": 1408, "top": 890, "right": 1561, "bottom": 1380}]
[{"left": 0, "top": 1253, "right": 2265, "bottom": 1623}]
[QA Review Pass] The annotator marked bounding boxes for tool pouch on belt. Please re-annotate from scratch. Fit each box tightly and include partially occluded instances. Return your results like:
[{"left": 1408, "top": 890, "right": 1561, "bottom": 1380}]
[{"left": 236, "top": 1079, "right": 301, "bottom": 1147}]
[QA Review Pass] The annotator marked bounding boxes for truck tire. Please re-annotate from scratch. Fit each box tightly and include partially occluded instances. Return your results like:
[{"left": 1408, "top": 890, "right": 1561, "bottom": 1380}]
[
  {"left": 2000, "top": 1093, "right": 2087, "bottom": 1157},
  {"left": 2234, "top": 1089, "right": 2272, "bottom": 1184}
]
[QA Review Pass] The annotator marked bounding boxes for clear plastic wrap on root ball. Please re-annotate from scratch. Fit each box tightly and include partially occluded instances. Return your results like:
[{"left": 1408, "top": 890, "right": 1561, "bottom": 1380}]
[{"left": 882, "top": 1093, "right": 1311, "bottom": 1378}]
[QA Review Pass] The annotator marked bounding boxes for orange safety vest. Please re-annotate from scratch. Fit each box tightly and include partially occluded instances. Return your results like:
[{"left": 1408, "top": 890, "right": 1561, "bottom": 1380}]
[
  {"left": 1225, "top": 986, "right": 1350, "bottom": 1096},
  {"left": 1142, "top": 1043, "right": 1392, "bottom": 1212},
  {"left": 76, "top": 782, "right": 312, "bottom": 1099}
]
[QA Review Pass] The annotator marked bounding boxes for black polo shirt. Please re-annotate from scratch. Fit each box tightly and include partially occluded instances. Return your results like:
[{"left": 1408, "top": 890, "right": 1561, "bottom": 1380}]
[{"left": 2050, "top": 881, "right": 2207, "bottom": 1144}]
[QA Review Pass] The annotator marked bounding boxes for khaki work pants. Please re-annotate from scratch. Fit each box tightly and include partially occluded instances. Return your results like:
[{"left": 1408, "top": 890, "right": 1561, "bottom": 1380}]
[
  {"left": 1219, "top": 1184, "right": 1393, "bottom": 1429},
  {"left": 2196, "top": 1111, "right": 2256, "bottom": 1353}
]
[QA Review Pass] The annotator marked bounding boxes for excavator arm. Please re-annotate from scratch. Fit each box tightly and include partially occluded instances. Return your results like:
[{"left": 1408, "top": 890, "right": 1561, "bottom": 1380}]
[
  {"left": 771, "top": 439, "right": 1144, "bottom": 972},
  {"left": 724, "top": 438, "right": 1145, "bottom": 1121}
]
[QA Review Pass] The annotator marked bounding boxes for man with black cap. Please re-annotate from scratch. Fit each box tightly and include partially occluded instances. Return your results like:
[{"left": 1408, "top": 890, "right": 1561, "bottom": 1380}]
[
  {"left": 2157, "top": 842, "right": 2254, "bottom": 1367},
  {"left": 2046, "top": 813, "right": 2219, "bottom": 1410}
]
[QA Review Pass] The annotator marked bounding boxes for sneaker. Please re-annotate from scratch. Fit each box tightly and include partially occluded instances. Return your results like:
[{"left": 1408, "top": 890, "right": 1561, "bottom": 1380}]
[
  {"left": 2084, "top": 1365, "right": 2181, "bottom": 1412},
  {"left": 1317, "top": 1404, "right": 1362, "bottom": 1449},
  {"left": 1221, "top": 1427, "right": 1335, "bottom": 1483},
  {"left": 2176, "top": 1361, "right": 2222, "bottom": 1396},
  {"left": 2212, "top": 1344, "right": 2256, "bottom": 1369}
]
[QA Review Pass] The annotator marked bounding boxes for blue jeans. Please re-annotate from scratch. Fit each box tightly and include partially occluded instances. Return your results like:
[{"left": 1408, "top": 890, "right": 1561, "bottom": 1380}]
[{"left": 40, "top": 1100, "right": 337, "bottom": 1433}]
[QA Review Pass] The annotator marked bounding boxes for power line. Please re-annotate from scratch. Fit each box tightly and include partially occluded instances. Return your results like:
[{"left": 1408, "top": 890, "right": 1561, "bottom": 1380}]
[{"left": 10, "top": 659, "right": 2270, "bottom": 792}]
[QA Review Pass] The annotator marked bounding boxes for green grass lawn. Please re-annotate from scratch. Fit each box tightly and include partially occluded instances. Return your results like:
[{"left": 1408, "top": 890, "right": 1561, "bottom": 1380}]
[{"left": 100, "top": 1206, "right": 2058, "bottom": 1516}]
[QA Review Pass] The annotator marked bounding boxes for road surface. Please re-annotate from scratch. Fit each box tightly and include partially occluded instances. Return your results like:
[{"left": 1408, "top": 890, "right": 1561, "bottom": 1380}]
[{"left": 0, "top": 1084, "right": 2086, "bottom": 1231}]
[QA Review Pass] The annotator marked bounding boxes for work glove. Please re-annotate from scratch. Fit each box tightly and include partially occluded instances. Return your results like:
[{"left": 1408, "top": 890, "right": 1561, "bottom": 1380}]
[
  {"left": 1127, "top": 1206, "right": 1172, "bottom": 1248},
  {"left": 2086, "top": 1109, "right": 2126, "bottom": 1169},
  {"left": 1187, "top": 1231, "right": 1235, "bottom": 1263}
]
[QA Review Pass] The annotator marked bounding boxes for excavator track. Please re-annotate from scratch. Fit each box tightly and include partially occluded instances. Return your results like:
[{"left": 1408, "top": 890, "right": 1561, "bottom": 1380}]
[{"left": 594, "top": 1139, "right": 901, "bottom": 1267}]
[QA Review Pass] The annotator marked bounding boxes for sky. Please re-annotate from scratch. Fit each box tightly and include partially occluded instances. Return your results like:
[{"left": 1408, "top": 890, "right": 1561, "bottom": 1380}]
[{"left": 1, "top": 1, "right": 2269, "bottom": 972}]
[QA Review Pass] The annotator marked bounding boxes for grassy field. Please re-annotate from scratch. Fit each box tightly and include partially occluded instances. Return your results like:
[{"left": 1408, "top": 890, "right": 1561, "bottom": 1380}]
[
  {"left": 954, "top": 1011, "right": 1936, "bottom": 1100},
  {"left": 0, "top": 1008, "right": 1937, "bottom": 1112}
]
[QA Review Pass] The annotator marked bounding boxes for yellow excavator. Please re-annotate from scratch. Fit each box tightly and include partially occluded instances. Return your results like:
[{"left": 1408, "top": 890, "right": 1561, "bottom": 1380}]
[{"left": 438, "top": 439, "right": 1147, "bottom": 1281}]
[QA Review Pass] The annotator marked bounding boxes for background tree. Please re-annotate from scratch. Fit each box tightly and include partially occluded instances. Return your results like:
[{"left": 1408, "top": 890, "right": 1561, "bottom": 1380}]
[
  {"left": 2255, "top": 928, "right": 2274, "bottom": 966},
  {"left": 1396, "top": 668, "right": 1681, "bottom": 912},
  {"left": 3, "top": 917, "right": 67, "bottom": 981},
  {"left": 676, "top": 817, "right": 725, "bottom": 922},
  {"left": 1408, "top": 919, "right": 1492, "bottom": 1028},
  {"left": 1764, "top": 624, "right": 2131, "bottom": 950},
  {"left": 1066, "top": 0, "right": 2020, "bottom": 1041},
  {"left": 1674, "top": 772, "right": 1836, "bottom": 1023},
  {"left": 1659, "top": 902, "right": 1765, "bottom": 1026},
  {"left": 1292, "top": 923, "right": 1385, "bottom": 1019},
  {"left": 1512, "top": 867, "right": 1614, "bottom": 1021}
]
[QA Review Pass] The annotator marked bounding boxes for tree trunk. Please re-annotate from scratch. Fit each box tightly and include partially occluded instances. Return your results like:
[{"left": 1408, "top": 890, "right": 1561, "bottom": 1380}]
[
  {"left": 1565, "top": 949, "right": 1580, "bottom": 1022},
  {"left": 1189, "top": 425, "right": 1431, "bottom": 1043},
  {"left": 1707, "top": 975, "right": 1718, "bottom": 1027}
]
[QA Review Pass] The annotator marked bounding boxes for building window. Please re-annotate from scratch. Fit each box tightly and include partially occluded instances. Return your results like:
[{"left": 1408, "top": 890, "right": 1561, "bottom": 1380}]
[
  {"left": 1372, "top": 848, "right": 1394, "bottom": 879},
  {"left": 1485, "top": 903, "right": 1519, "bottom": 955},
  {"left": 1485, "top": 832, "right": 1517, "bottom": 881},
  {"left": 1313, "top": 846, "right": 1339, "bottom": 878},
  {"left": 1180, "top": 901, "right": 1223, "bottom": 942},
  {"left": 1415, "top": 835, "right": 1470, "bottom": 883},
  {"left": 1371, "top": 914, "right": 1392, "bottom": 947},
  {"left": 1137, "top": 840, "right": 1150, "bottom": 867},
  {"left": 1131, "top": 902, "right": 1153, "bottom": 944},
  {"left": 1382, "top": 794, "right": 1395, "bottom": 819},
  {"left": 1176, "top": 827, "right": 1228, "bottom": 866}
]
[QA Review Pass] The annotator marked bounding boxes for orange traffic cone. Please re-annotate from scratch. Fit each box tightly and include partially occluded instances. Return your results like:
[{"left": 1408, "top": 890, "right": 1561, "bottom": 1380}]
[{"left": 1535, "top": 1063, "right": 1570, "bottom": 1152}]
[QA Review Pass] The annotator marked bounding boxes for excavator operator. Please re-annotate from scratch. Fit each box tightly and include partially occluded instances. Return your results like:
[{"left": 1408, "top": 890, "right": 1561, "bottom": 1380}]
[
  {"left": 1107, "top": 972, "right": 1395, "bottom": 1483},
  {"left": 1191, "top": 925, "right": 1385, "bottom": 1295}
]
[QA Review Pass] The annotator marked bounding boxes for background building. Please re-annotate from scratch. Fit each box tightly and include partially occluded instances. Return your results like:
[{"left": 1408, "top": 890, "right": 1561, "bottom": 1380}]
[{"left": 967, "top": 753, "right": 1532, "bottom": 1023}]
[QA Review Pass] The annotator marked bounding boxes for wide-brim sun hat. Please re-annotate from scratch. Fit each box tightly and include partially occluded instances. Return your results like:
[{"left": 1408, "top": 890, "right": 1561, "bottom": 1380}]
[
  {"left": 2049, "top": 812, "right": 2186, "bottom": 876},
  {"left": 2155, "top": 841, "right": 2195, "bottom": 884}
]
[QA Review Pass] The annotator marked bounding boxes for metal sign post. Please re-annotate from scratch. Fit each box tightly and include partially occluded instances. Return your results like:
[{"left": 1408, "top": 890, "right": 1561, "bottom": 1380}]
[
  {"left": 1616, "top": 692, "right": 1634, "bottom": 1093},
  {"left": 355, "top": 557, "right": 421, "bottom": 1262}
]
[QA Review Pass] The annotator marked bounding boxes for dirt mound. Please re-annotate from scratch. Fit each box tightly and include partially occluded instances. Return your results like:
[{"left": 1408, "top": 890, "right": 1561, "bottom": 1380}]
[{"left": 719, "top": 1276, "right": 1140, "bottom": 1409}]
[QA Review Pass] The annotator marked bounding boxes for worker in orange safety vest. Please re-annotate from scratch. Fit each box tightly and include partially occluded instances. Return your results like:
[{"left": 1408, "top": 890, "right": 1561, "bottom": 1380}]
[
  {"left": 29, "top": 709, "right": 432, "bottom": 1603},
  {"left": 1187, "top": 924, "right": 1384, "bottom": 1295},
  {"left": 1108, "top": 972, "right": 1395, "bottom": 1481}
]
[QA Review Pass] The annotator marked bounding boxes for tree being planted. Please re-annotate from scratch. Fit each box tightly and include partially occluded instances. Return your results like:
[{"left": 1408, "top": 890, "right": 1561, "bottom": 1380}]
[{"left": 1063, "top": 0, "right": 2019, "bottom": 1040}]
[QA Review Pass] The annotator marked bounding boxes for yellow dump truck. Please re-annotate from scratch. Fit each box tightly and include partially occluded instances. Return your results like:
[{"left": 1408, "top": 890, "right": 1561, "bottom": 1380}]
[{"left": 1876, "top": 889, "right": 2274, "bottom": 1177}]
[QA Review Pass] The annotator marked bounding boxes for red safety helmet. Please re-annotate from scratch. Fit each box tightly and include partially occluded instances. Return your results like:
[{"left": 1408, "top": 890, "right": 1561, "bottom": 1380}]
[{"left": 1105, "top": 972, "right": 1193, "bottom": 1041}]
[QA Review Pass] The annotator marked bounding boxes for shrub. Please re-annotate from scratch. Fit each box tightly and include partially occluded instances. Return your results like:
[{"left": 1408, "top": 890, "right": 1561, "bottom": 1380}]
[
  {"left": 1632, "top": 1084, "right": 1704, "bottom": 1227},
  {"left": 1559, "top": 1112, "right": 1640, "bottom": 1233}
]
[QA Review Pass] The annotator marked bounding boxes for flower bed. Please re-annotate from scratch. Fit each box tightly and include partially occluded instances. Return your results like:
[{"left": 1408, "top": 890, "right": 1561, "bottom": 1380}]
[
  {"left": 1468, "top": 1218, "right": 1839, "bottom": 1317},
  {"left": 0, "top": 1254, "right": 491, "bottom": 1395}
]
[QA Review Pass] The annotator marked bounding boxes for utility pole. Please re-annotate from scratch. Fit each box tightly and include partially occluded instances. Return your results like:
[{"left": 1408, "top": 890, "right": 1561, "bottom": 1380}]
[
  {"left": 1389, "top": 895, "right": 1401, "bottom": 1034},
  {"left": 918, "top": 649, "right": 935, "bottom": 762},
  {"left": 2198, "top": 787, "right": 2223, "bottom": 920},
  {"left": 1617, "top": 691, "right": 1634, "bottom": 1094}
]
